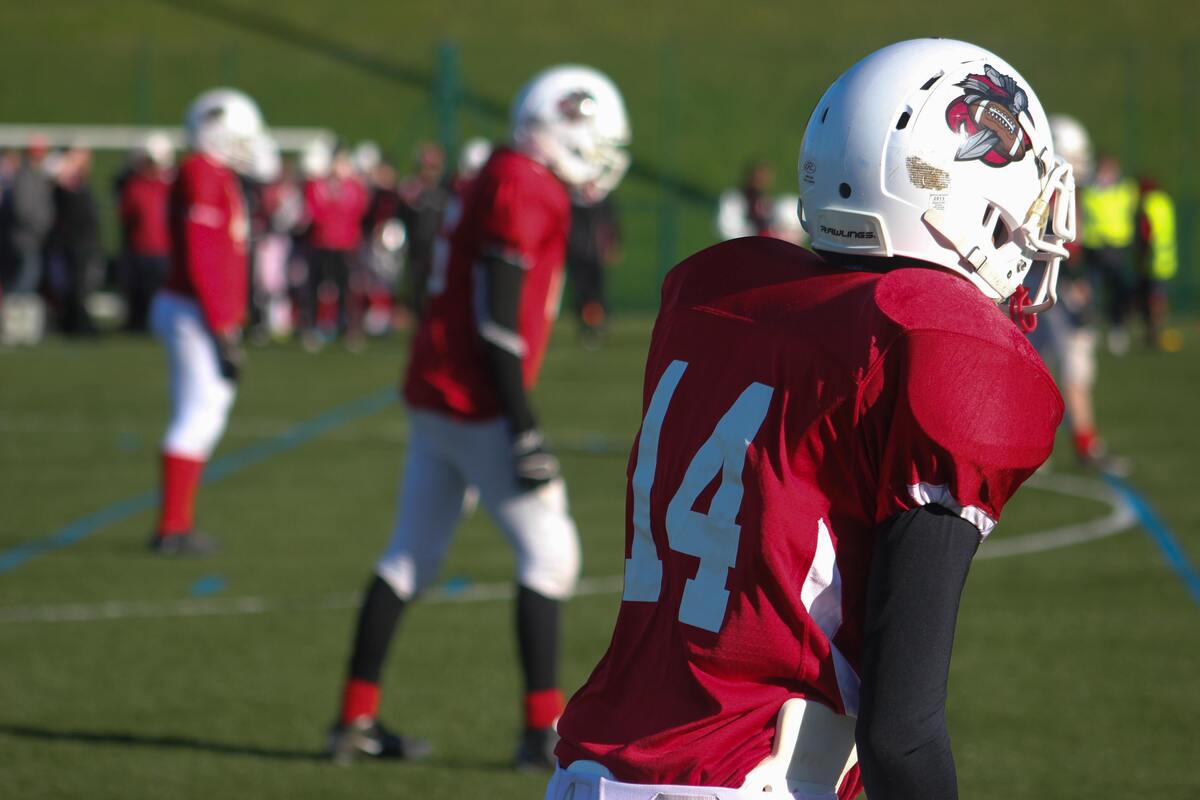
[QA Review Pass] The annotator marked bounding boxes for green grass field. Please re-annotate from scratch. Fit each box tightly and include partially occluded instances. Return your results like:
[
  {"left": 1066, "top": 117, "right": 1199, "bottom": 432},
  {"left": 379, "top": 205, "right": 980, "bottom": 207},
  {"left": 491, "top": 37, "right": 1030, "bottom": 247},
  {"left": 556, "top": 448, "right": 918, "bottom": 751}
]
[
  {"left": 3, "top": 1, "right": 1200, "bottom": 797},
  {"left": 1, "top": 315, "right": 1199, "bottom": 799}
]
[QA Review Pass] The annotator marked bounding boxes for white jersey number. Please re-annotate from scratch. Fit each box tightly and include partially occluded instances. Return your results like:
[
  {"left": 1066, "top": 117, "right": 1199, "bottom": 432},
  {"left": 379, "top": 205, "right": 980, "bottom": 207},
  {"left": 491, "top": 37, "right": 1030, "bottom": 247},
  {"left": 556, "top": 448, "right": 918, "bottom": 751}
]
[{"left": 622, "top": 359, "right": 775, "bottom": 632}]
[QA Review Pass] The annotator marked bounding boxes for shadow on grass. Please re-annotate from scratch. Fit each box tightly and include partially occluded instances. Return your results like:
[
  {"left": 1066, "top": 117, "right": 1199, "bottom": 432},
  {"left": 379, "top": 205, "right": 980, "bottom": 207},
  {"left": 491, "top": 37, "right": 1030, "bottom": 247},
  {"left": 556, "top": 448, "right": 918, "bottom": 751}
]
[
  {"left": 156, "top": 0, "right": 716, "bottom": 207},
  {"left": 0, "top": 724, "right": 320, "bottom": 762}
]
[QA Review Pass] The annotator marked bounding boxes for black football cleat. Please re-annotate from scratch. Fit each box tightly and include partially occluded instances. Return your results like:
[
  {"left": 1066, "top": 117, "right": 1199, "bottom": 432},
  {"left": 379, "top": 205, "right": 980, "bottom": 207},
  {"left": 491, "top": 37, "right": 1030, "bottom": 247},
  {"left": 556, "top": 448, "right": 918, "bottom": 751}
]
[
  {"left": 147, "top": 530, "right": 221, "bottom": 556},
  {"left": 325, "top": 718, "right": 432, "bottom": 765},
  {"left": 514, "top": 726, "right": 558, "bottom": 771}
]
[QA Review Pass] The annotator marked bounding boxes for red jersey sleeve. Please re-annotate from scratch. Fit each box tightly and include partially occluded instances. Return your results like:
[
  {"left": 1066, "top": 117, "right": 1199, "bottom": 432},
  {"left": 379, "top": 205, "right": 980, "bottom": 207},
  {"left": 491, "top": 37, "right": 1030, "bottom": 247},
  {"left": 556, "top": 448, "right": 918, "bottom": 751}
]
[
  {"left": 180, "top": 162, "right": 244, "bottom": 334},
  {"left": 859, "top": 326, "right": 1063, "bottom": 537}
]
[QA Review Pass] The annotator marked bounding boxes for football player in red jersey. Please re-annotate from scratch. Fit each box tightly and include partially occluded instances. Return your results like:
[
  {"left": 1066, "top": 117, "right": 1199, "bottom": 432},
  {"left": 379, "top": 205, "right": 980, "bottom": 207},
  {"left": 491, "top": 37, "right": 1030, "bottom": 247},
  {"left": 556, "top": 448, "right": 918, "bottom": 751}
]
[
  {"left": 326, "top": 65, "right": 631, "bottom": 767},
  {"left": 147, "top": 89, "right": 269, "bottom": 555},
  {"left": 549, "top": 39, "right": 1075, "bottom": 800}
]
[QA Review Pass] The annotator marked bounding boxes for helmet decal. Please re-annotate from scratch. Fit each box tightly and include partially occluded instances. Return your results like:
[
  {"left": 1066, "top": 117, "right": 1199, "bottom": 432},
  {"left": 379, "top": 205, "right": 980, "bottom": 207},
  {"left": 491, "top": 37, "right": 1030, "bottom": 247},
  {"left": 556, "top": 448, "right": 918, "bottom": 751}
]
[
  {"left": 557, "top": 89, "right": 597, "bottom": 122},
  {"left": 945, "top": 65, "right": 1033, "bottom": 167}
]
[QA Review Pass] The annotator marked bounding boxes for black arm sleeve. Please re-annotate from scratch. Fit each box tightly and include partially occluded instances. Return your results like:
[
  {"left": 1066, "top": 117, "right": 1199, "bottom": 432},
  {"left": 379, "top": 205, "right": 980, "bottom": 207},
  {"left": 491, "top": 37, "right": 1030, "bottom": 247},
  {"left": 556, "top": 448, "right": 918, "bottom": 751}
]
[
  {"left": 855, "top": 505, "right": 980, "bottom": 800},
  {"left": 474, "top": 251, "right": 536, "bottom": 435}
]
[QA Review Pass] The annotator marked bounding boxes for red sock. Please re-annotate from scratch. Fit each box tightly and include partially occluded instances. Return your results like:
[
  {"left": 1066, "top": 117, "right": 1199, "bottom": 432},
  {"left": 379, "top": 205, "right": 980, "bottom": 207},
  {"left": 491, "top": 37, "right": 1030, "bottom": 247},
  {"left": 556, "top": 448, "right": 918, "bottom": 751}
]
[
  {"left": 340, "top": 678, "right": 381, "bottom": 724},
  {"left": 1073, "top": 429, "right": 1097, "bottom": 458},
  {"left": 524, "top": 688, "right": 565, "bottom": 730},
  {"left": 157, "top": 452, "right": 205, "bottom": 536}
]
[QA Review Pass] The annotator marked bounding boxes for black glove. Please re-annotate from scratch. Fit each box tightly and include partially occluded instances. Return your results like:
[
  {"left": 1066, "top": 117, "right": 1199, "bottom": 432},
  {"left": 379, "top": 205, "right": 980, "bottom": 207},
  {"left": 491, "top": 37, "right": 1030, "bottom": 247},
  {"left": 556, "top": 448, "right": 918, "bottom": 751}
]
[
  {"left": 512, "top": 428, "right": 561, "bottom": 492},
  {"left": 214, "top": 331, "right": 244, "bottom": 383}
]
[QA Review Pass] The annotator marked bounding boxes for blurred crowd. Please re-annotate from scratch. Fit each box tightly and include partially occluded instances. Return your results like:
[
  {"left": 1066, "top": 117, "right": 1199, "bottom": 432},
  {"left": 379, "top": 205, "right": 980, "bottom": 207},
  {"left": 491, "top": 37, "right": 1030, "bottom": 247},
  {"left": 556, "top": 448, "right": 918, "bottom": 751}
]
[{"left": 0, "top": 132, "right": 623, "bottom": 349}]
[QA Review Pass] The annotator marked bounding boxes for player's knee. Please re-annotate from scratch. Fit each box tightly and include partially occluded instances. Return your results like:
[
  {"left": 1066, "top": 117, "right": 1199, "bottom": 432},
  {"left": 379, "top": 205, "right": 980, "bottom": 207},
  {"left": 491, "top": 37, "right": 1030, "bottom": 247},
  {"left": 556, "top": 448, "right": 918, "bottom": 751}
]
[
  {"left": 518, "top": 517, "right": 581, "bottom": 600},
  {"left": 165, "top": 397, "right": 233, "bottom": 458},
  {"left": 374, "top": 554, "right": 420, "bottom": 601}
]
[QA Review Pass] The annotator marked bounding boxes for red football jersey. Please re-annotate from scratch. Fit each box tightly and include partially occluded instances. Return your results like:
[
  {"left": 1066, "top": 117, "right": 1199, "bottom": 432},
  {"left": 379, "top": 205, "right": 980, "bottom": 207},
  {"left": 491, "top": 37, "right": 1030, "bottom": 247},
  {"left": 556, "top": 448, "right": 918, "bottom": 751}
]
[
  {"left": 120, "top": 170, "right": 172, "bottom": 257},
  {"left": 556, "top": 237, "right": 1063, "bottom": 787},
  {"left": 164, "top": 153, "right": 248, "bottom": 335},
  {"left": 404, "top": 147, "right": 570, "bottom": 419}
]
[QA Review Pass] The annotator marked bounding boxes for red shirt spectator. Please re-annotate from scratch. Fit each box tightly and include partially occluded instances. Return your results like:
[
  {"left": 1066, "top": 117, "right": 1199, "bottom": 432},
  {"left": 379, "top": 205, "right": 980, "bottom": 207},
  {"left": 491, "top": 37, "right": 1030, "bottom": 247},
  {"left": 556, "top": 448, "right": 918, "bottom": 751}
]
[
  {"left": 305, "top": 174, "right": 368, "bottom": 251},
  {"left": 121, "top": 169, "right": 172, "bottom": 257}
]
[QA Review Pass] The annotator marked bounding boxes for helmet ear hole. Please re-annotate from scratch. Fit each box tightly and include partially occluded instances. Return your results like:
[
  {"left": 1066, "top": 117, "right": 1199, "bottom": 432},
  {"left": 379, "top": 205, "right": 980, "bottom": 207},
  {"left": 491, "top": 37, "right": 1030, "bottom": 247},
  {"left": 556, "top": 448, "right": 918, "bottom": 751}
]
[{"left": 992, "top": 218, "right": 1011, "bottom": 248}]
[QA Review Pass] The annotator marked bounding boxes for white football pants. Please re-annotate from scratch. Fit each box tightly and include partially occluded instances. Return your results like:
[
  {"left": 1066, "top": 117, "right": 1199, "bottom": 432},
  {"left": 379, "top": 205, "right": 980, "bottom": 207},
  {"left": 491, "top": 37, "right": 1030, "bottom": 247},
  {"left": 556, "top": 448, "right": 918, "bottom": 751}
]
[
  {"left": 376, "top": 408, "right": 581, "bottom": 601},
  {"left": 151, "top": 291, "right": 236, "bottom": 459}
]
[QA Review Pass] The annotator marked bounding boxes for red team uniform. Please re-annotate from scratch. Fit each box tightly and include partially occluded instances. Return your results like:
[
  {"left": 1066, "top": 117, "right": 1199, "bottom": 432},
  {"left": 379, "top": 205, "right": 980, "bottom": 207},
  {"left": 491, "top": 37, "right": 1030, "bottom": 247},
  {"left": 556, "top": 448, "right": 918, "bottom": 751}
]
[
  {"left": 165, "top": 152, "right": 248, "bottom": 335},
  {"left": 404, "top": 147, "right": 569, "bottom": 418},
  {"left": 555, "top": 237, "right": 1062, "bottom": 788},
  {"left": 151, "top": 151, "right": 248, "bottom": 543}
]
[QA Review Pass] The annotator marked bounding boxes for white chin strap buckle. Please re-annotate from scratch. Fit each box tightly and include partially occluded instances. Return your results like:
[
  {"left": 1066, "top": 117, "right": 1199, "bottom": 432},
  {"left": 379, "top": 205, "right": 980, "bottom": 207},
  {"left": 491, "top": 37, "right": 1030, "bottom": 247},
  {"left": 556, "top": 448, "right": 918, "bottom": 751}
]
[{"left": 921, "top": 209, "right": 1022, "bottom": 299}]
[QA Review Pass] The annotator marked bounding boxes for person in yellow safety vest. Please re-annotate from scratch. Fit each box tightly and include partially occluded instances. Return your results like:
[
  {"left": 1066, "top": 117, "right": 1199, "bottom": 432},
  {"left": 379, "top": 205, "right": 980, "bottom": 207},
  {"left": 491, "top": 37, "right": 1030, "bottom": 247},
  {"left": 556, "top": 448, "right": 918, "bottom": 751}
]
[
  {"left": 1080, "top": 154, "right": 1140, "bottom": 354},
  {"left": 1135, "top": 177, "right": 1178, "bottom": 349}
]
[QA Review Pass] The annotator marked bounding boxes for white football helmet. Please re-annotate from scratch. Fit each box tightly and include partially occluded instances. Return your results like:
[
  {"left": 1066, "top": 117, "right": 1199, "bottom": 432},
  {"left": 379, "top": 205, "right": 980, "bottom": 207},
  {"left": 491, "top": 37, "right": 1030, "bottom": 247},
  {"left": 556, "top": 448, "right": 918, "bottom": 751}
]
[
  {"left": 138, "top": 130, "right": 175, "bottom": 169},
  {"left": 458, "top": 136, "right": 493, "bottom": 180},
  {"left": 1048, "top": 114, "right": 1094, "bottom": 184},
  {"left": 301, "top": 136, "right": 333, "bottom": 178},
  {"left": 798, "top": 39, "right": 1075, "bottom": 318},
  {"left": 511, "top": 65, "right": 631, "bottom": 199},
  {"left": 184, "top": 88, "right": 266, "bottom": 175}
]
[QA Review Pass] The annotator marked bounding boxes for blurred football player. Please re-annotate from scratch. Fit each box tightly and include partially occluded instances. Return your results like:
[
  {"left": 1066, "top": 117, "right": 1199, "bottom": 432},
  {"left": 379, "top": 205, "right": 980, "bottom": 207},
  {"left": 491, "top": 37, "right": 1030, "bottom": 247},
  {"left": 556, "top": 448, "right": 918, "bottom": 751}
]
[
  {"left": 327, "top": 65, "right": 631, "bottom": 767},
  {"left": 1030, "top": 115, "right": 1128, "bottom": 474},
  {"left": 549, "top": 39, "right": 1073, "bottom": 800},
  {"left": 147, "top": 88, "right": 267, "bottom": 554}
]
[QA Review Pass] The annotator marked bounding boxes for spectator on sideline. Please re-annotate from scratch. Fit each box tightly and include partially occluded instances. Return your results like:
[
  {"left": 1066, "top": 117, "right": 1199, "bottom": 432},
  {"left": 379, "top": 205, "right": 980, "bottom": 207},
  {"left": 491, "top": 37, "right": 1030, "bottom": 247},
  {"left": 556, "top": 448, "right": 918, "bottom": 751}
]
[
  {"left": 1134, "top": 177, "right": 1178, "bottom": 350},
  {"left": 254, "top": 158, "right": 304, "bottom": 341},
  {"left": 396, "top": 142, "right": 450, "bottom": 316},
  {"left": 0, "top": 138, "right": 54, "bottom": 345},
  {"left": 119, "top": 132, "right": 174, "bottom": 332},
  {"left": 715, "top": 160, "right": 775, "bottom": 240},
  {"left": 302, "top": 144, "right": 368, "bottom": 350},
  {"left": 361, "top": 158, "right": 406, "bottom": 334},
  {"left": 566, "top": 192, "right": 620, "bottom": 348},
  {"left": 1080, "top": 153, "right": 1139, "bottom": 355},
  {"left": 50, "top": 146, "right": 102, "bottom": 336}
]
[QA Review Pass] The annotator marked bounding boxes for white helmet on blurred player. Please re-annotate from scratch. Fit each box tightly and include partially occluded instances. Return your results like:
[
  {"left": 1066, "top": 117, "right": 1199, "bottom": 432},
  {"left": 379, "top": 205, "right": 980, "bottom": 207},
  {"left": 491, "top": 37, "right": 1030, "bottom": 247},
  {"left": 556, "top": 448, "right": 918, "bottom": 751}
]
[
  {"left": 301, "top": 136, "right": 333, "bottom": 178},
  {"left": 1048, "top": 114, "right": 1094, "bottom": 183},
  {"left": 458, "top": 136, "right": 493, "bottom": 180},
  {"left": 511, "top": 65, "right": 631, "bottom": 199},
  {"left": 798, "top": 38, "right": 1075, "bottom": 320},
  {"left": 138, "top": 130, "right": 175, "bottom": 169},
  {"left": 184, "top": 88, "right": 265, "bottom": 175}
]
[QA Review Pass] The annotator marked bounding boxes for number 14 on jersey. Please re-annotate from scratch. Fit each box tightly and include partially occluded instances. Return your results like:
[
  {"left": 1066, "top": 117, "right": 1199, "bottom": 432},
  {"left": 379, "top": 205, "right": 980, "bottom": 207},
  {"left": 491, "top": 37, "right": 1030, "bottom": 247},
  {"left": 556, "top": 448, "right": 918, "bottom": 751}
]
[{"left": 623, "top": 359, "right": 775, "bottom": 633}]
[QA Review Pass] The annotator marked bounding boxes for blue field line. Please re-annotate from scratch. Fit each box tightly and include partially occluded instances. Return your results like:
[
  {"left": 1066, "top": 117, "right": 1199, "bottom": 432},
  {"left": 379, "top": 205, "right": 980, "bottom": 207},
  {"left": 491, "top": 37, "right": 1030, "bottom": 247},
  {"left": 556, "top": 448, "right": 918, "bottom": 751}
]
[
  {"left": 0, "top": 388, "right": 396, "bottom": 576},
  {"left": 1104, "top": 474, "right": 1200, "bottom": 607}
]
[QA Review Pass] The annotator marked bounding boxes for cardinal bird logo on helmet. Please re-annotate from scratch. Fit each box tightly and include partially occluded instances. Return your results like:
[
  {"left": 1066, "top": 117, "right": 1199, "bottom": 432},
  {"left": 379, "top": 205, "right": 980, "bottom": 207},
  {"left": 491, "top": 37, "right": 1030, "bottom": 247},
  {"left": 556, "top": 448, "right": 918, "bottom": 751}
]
[{"left": 945, "top": 65, "right": 1033, "bottom": 167}]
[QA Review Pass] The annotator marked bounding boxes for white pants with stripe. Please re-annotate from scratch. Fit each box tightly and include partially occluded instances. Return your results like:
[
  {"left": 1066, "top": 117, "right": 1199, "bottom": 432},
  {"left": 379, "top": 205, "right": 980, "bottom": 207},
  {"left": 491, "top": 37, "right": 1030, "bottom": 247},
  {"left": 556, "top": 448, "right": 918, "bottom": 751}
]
[
  {"left": 151, "top": 291, "right": 236, "bottom": 459},
  {"left": 376, "top": 408, "right": 581, "bottom": 601}
]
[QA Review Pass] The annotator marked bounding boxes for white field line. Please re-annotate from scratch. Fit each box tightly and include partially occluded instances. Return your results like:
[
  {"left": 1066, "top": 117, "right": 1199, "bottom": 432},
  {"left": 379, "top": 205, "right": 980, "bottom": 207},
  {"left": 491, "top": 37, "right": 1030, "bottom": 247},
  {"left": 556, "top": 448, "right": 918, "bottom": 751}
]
[
  {"left": 0, "top": 576, "right": 625, "bottom": 625},
  {"left": 977, "top": 470, "right": 1136, "bottom": 559},
  {"left": 0, "top": 473, "right": 1133, "bottom": 626}
]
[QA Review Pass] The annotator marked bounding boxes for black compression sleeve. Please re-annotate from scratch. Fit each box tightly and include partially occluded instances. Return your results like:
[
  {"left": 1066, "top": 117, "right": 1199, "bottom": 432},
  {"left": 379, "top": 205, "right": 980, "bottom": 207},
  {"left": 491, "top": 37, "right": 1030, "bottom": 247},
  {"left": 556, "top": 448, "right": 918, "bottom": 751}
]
[
  {"left": 855, "top": 505, "right": 980, "bottom": 800},
  {"left": 475, "top": 252, "right": 536, "bottom": 435}
]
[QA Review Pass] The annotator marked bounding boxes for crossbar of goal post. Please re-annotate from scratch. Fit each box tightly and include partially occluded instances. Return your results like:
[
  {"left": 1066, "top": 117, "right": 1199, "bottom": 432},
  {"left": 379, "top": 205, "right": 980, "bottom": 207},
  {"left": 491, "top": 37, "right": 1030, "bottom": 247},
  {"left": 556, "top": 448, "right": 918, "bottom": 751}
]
[{"left": 0, "top": 124, "right": 335, "bottom": 153}]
